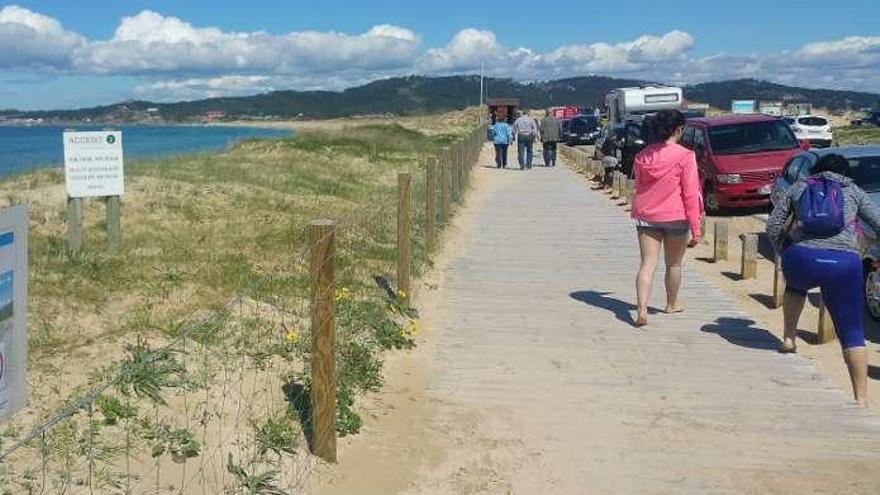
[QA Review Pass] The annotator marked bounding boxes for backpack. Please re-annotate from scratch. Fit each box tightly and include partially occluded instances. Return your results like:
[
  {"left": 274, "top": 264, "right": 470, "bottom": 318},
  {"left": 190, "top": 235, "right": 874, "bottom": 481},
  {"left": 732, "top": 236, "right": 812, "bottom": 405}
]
[{"left": 797, "top": 177, "right": 845, "bottom": 237}]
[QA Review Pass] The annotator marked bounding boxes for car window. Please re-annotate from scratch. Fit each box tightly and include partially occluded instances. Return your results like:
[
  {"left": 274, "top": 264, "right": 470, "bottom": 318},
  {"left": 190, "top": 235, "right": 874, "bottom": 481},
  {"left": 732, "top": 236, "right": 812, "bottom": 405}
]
[
  {"left": 850, "top": 156, "right": 880, "bottom": 193},
  {"left": 783, "top": 156, "right": 812, "bottom": 183},
  {"left": 681, "top": 127, "right": 695, "bottom": 148},
  {"left": 783, "top": 117, "right": 795, "bottom": 125},
  {"left": 797, "top": 116, "right": 828, "bottom": 126},
  {"left": 706, "top": 120, "right": 798, "bottom": 155}
]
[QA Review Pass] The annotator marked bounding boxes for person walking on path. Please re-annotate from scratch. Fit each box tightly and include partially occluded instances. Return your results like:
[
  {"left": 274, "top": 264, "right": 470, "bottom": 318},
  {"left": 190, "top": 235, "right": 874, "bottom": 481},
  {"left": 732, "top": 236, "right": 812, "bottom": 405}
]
[
  {"left": 766, "top": 153, "right": 880, "bottom": 407},
  {"left": 630, "top": 110, "right": 703, "bottom": 327},
  {"left": 490, "top": 117, "right": 513, "bottom": 169},
  {"left": 539, "top": 110, "right": 563, "bottom": 167},
  {"left": 513, "top": 111, "right": 539, "bottom": 170}
]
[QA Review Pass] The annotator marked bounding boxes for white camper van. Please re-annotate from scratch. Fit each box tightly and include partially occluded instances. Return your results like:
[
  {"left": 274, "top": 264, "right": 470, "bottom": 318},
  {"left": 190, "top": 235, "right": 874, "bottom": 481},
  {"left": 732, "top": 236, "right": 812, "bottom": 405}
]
[{"left": 605, "top": 86, "right": 684, "bottom": 125}]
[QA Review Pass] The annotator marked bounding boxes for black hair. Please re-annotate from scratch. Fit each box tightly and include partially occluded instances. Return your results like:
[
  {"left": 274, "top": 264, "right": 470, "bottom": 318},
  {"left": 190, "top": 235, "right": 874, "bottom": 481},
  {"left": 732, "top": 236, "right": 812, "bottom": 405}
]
[
  {"left": 812, "top": 153, "right": 850, "bottom": 177},
  {"left": 651, "top": 109, "right": 686, "bottom": 142}
]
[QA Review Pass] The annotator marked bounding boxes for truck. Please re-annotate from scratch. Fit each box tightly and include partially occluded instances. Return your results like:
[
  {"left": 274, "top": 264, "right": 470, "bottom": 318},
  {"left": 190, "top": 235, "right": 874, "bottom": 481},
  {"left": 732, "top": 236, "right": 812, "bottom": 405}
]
[
  {"left": 605, "top": 86, "right": 683, "bottom": 125},
  {"left": 549, "top": 106, "right": 580, "bottom": 119}
]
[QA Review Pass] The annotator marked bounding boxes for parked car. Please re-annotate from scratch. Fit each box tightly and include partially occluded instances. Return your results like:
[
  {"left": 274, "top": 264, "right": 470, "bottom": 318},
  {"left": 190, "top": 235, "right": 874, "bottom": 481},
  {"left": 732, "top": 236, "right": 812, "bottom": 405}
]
[
  {"left": 616, "top": 117, "right": 656, "bottom": 176},
  {"left": 769, "top": 145, "right": 880, "bottom": 319},
  {"left": 783, "top": 115, "right": 833, "bottom": 148},
  {"left": 851, "top": 111, "right": 880, "bottom": 127},
  {"left": 592, "top": 125, "right": 612, "bottom": 159},
  {"left": 562, "top": 115, "right": 601, "bottom": 145},
  {"left": 682, "top": 114, "right": 804, "bottom": 214}
]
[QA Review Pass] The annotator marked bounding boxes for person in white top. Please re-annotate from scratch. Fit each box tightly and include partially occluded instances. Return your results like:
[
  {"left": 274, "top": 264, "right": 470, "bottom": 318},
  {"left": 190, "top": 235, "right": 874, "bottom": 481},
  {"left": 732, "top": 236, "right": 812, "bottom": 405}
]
[{"left": 513, "top": 111, "right": 539, "bottom": 170}]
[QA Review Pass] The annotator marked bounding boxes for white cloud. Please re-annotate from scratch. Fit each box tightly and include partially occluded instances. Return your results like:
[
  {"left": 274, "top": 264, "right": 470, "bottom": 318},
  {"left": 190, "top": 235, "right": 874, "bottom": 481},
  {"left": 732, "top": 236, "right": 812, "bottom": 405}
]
[
  {"left": 0, "top": 5, "right": 85, "bottom": 68},
  {"left": 134, "top": 75, "right": 275, "bottom": 101},
  {"left": 418, "top": 29, "right": 506, "bottom": 72},
  {"left": 419, "top": 29, "right": 696, "bottom": 80},
  {"left": 72, "top": 10, "right": 420, "bottom": 75},
  {"left": 1, "top": 5, "right": 879, "bottom": 100}
]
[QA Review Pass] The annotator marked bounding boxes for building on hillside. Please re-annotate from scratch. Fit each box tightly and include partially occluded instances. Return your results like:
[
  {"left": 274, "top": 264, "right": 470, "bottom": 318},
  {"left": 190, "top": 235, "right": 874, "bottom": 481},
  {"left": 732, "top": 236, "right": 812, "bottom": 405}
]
[
  {"left": 203, "top": 111, "right": 226, "bottom": 122},
  {"left": 486, "top": 98, "right": 519, "bottom": 124}
]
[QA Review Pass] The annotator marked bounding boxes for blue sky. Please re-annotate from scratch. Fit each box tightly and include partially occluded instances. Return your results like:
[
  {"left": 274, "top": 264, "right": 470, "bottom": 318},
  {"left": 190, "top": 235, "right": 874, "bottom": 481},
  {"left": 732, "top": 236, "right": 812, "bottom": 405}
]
[{"left": 2, "top": 0, "right": 879, "bottom": 110}]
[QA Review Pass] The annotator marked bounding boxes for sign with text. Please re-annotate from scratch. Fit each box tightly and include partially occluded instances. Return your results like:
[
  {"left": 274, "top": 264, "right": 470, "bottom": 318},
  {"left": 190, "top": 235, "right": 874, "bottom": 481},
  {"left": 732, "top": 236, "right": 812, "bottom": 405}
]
[
  {"left": 0, "top": 205, "right": 28, "bottom": 420},
  {"left": 731, "top": 100, "right": 757, "bottom": 114},
  {"left": 63, "top": 131, "right": 124, "bottom": 198}
]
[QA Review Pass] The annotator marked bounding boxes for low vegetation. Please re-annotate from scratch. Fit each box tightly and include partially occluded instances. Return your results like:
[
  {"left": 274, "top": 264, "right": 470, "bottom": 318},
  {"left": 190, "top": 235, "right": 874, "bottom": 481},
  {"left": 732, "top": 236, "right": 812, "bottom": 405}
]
[
  {"left": 0, "top": 111, "right": 478, "bottom": 493},
  {"left": 836, "top": 126, "right": 880, "bottom": 146}
]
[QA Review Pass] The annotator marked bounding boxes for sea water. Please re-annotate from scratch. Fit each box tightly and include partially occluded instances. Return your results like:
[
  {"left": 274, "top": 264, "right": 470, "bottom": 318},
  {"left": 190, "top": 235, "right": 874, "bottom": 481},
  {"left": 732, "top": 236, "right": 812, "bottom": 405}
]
[{"left": 0, "top": 125, "right": 291, "bottom": 178}]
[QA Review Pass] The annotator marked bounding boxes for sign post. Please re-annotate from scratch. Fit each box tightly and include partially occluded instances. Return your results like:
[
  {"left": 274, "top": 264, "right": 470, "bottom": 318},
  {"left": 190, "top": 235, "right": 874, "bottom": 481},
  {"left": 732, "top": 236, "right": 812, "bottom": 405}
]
[
  {"left": 62, "top": 130, "right": 124, "bottom": 250},
  {"left": 0, "top": 205, "right": 28, "bottom": 420}
]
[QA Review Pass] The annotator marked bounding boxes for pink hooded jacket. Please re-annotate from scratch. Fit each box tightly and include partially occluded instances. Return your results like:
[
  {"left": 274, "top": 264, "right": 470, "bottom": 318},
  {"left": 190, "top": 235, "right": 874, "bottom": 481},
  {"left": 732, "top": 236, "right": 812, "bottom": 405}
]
[{"left": 630, "top": 142, "right": 703, "bottom": 237}]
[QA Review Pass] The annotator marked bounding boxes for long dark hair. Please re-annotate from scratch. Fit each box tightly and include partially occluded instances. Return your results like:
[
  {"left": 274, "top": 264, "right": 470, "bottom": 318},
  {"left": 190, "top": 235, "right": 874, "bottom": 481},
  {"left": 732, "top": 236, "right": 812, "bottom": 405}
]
[
  {"left": 650, "top": 109, "right": 686, "bottom": 142},
  {"left": 812, "top": 153, "right": 850, "bottom": 177}
]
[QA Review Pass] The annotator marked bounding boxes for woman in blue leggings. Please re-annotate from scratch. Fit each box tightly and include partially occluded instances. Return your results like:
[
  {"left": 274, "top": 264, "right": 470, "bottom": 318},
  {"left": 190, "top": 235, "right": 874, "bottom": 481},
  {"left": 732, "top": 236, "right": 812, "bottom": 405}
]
[{"left": 767, "top": 154, "right": 880, "bottom": 406}]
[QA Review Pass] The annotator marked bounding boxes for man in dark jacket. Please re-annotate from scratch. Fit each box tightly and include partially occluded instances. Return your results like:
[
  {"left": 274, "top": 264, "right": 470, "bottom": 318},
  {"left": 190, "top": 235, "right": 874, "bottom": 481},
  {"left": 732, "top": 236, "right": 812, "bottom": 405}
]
[{"left": 539, "top": 110, "right": 564, "bottom": 167}]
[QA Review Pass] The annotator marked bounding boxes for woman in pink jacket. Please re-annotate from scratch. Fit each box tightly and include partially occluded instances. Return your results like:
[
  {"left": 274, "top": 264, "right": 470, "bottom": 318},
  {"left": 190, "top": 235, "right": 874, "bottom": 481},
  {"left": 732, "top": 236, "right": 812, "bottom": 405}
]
[{"left": 630, "top": 110, "right": 703, "bottom": 326}]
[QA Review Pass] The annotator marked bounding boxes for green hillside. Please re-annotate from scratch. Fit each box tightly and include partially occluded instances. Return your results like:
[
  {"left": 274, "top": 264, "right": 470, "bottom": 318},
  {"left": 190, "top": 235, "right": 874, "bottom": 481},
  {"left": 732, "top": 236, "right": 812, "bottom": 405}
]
[{"left": 3, "top": 75, "right": 878, "bottom": 122}]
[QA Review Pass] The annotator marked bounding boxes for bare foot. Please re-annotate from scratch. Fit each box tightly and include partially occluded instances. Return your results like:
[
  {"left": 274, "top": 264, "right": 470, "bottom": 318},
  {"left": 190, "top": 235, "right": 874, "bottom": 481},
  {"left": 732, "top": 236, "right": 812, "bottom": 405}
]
[
  {"left": 778, "top": 337, "right": 797, "bottom": 354},
  {"left": 664, "top": 304, "right": 685, "bottom": 314},
  {"left": 856, "top": 397, "right": 868, "bottom": 408},
  {"left": 634, "top": 314, "right": 648, "bottom": 327}
]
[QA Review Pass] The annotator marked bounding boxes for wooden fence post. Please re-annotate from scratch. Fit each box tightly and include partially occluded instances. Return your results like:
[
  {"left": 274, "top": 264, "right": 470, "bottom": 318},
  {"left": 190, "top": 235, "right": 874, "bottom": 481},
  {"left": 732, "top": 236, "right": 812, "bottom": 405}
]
[
  {"left": 397, "top": 172, "right": 412, "bottom": 299},
  {"left": 714, "top": 221, "right": 728, "bottom": 262},
  {"left": 106, "top": 195, "right": 121, "bottom": 249},
  {"left": 740, "top": 233, "right": 758, "bottom": 279},
  {"left": 67, "top": 196, "right": 83, "bottom": 252},
  {"left": 772, "top": 253, "right": 785, "bottom": 308},
  {"left": 309, "top": 219, "right": 336, "bottom": 463},
  {"left": 818, "top": 294, "right": 837, "bottom": 344},
  {"left": 426, "top": 158, "right": 437, "bottom": 251},
  {"left": 441, "top": 160, "right": 451, "bottom": 222}
]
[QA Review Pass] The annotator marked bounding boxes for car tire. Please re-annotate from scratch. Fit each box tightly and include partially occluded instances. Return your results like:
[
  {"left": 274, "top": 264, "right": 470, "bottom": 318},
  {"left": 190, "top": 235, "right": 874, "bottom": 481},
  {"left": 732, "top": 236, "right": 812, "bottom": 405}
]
[
  {"left": 704, "top": 182, "right": 723, "bottom": 216},
  {"left": 866, "top": 265, "right": 880, "bottom": 322}
]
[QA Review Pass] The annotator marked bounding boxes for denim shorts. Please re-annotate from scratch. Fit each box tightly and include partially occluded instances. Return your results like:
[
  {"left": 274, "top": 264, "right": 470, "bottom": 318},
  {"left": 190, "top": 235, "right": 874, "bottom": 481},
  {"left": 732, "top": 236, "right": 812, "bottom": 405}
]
[{"left": 634, "top": 219, "right": 690, "bottom": 236}]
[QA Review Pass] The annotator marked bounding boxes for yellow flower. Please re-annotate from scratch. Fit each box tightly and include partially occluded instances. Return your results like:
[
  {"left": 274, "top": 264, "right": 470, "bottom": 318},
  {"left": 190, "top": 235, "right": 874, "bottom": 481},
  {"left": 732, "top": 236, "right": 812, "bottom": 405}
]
[
  {"left": 397, "top": 289, "right": 407, "bottom": 300},
  {"left": 410, "top": 320, "right": 420, "bottom": 335},
  {"left": 285, "top": 330, "right": 299, "bottom": 342},
  {"left": 334, "top": 287, "right": 351, "bottom": 302}
]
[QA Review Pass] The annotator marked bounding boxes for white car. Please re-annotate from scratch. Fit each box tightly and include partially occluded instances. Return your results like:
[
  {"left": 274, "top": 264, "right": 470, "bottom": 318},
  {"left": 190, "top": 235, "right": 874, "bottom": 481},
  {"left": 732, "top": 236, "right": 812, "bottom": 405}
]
[{"left": 783, "top": 115, "right": 833, "bottom": 148}]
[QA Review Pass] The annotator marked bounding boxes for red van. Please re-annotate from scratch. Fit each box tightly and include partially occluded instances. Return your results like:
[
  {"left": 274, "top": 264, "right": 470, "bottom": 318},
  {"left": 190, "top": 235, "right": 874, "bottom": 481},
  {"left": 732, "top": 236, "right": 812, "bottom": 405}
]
[{"left": 683, "top": 115, "right": 804, "bottom": 214}]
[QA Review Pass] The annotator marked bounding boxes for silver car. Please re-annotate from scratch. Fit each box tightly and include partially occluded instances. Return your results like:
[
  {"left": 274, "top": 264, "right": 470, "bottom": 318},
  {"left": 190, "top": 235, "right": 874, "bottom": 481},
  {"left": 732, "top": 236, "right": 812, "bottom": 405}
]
[{"left": 770, "top": 146, "right": 880, "bottom": 320}]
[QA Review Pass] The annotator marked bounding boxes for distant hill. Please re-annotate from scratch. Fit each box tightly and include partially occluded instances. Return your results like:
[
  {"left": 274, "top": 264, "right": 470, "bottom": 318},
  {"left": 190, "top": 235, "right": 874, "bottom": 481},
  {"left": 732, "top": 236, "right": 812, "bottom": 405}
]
[
  {"left": 3, "top": 75, "right": 879, "bottom": 122},
  {"left": 684, "top": 79, "right": 880, "bottom": 112}
]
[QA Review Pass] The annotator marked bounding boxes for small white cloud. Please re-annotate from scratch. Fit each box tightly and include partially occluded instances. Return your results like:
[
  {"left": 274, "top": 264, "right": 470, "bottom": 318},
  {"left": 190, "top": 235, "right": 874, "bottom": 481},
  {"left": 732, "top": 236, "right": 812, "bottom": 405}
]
[
  {"left": 0, "top": 5, "right": 85, "bottom": 68},
  {"left": 418, "top": 29, "right": 505, "bottom": 72}
]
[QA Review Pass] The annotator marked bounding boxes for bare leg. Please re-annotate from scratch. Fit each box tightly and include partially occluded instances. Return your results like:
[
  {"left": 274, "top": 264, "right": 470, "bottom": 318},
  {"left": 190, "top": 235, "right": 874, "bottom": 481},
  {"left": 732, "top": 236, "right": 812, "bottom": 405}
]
[
  {"left": 843, "top": 347, "right": 868, "bottom": 407},
  {"left": 663, "top": 234, "right": 689, "bottom": 313},
  {"left": 636, "top": 230, "right": 663, "bottom": 326},
  {"left": 781, "top": 290, "right": 806, "bottom": 352}
]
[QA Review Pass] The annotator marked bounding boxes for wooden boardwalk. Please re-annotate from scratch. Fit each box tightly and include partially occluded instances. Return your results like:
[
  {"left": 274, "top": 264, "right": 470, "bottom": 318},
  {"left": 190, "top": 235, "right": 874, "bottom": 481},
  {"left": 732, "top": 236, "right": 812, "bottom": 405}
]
[{"left": 410, "top": 145, "right": 880, "bottom": 494}]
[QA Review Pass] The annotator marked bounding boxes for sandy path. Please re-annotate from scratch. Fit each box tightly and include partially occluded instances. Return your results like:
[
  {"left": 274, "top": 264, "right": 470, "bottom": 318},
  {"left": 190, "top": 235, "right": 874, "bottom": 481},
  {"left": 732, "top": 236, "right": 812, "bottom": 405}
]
[{"left": 307, "top": 144, "right": 880, "bottom": 494}]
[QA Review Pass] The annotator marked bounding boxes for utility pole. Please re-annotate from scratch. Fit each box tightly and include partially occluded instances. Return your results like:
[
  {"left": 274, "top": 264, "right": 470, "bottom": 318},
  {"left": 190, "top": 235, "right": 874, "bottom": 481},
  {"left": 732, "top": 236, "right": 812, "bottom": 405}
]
[{"left": 479, "top": 61, "right": 484, "bottom": 124}]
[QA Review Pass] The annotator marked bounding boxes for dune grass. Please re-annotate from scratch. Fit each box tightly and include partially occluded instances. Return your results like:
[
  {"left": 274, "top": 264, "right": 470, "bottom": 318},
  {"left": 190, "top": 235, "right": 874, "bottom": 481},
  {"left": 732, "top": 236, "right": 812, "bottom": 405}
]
[
  {"left": 0, "top": 116, "right": 481, "bottom": 492},
  {"left": 835, "top": 126, "right": 880, "bottom": 146}
]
